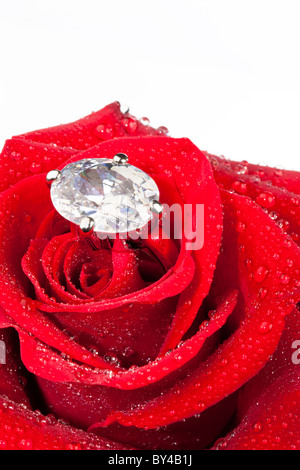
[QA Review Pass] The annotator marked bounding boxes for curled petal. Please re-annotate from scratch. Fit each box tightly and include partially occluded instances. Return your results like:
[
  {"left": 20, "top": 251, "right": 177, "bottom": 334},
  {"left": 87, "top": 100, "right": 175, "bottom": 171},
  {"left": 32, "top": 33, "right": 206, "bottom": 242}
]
[
  {"left": 16, "top": 102, "right": 160, "bottom": 150},
  {"left": 0, "top": 395, "right": 134, "bottom": 450},
  {"left": 209, "top": 153, "right": 300, "bottom": 244},
  {"left": 17, "top": 290, "right": 238, "bottom": 389},
  {"left": 101, "top": 189, "right": 300, "bottom": 428},
  {"left": 207, "top": 153, "right": 300, "bottom": 196},
  {"left": 0, "top": 138, "right": 77, "bottom": 193},
  {"left": 213, "top": 307, "right": 300, "bottom": 450},
  {"left": 0, "top": 328, "right": 31, "bottom": 407}
]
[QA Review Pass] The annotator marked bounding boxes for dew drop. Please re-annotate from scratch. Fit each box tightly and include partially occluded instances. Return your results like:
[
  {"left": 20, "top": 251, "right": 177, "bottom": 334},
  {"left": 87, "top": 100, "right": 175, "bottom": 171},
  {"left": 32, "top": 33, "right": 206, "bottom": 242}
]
[
  {"left": 17, "top": 439, "right": 33, "bottom": 450},
  {"left": 259, "top": 287, "right": 268, "bottom": 299},
  {"left": 236, "top": 221, "right": 246, "bottom": 232},
  {"left": 122, "top": 347, "right": 134, "bottom": 358},
  {"left": 256, "top": 192, "right": 276, "bottom": 209},
  {"left": 104, "top": 354, "right": 121, "bottom": 366},
  {"left": 9, "top": 151, "right": 21, "bottom": 161},
  {"left": 157, "top": 126, "right": 169, "bottom": 135},
  {"left": 254, "top": 266, "right": 269, "bottom": 283},
  {"left": 22, "top": 213, "right": 32, "bottom": 223},
  {"left": 269, "top": 211, "right": 278, "bottom": 220},
  {"left": 214, "top": 438, "right": 227, "bottom": 450},
  {"left": 121, "top": 117, "right": 138, "bottom": 134},
  {"left": 95, "top": 124, "right": 114, "bottom": 139},
  {"left": 235, "top": 163, "right": 248, "bottom": 175},
  {"left": 140, "top": 117, "right": 150, "bottom": 126},
  {"left": 258, "top": 321, "right": 273, "bottom": 334},
  {"left": 232, "top": 180, "right": 248, "bottom": 195},
  {"left": 119, "top": 103, "right": 130, "bottom": 114},
  {"left": 209, "top": 157, "right": 219, "bottom": 169},
  {"left": 245, "top": 258, "right": 252, "bottom": 269},
  {"left": 30, "top": 162, "right": 42, "bottom": 174},
  {"left": 0, "top": 440, "right": 7, "bottom": 449},
  {"left": 280, "top": 274, "right": 290, "bottom": 285},
  {"left": 65, "top": 443, "right": 82, "bottom": 450},
  {"left": 290, "top": 198, "right": 299, "bottom": 206}
]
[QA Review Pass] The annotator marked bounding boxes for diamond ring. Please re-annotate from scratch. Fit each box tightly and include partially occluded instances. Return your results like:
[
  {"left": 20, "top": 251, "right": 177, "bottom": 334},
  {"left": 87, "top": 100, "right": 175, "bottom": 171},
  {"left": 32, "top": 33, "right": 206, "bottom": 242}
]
[{"left": 46, "top": 153, "right": 163, "bottom": 237}]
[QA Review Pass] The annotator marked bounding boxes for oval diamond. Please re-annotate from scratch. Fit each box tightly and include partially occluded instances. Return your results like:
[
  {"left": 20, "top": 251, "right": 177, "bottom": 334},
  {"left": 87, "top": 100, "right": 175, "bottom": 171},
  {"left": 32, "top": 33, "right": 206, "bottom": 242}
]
[{"left": 50, "top": 158, "right": 160, "bottom": 234}]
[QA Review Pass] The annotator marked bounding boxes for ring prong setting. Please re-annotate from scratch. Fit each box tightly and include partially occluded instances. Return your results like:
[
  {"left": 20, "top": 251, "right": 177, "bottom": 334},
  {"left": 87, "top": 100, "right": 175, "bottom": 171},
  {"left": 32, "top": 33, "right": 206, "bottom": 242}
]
[
  {"left": 113, "top": 153, "right": 129, "bottom": 165},
  {"left": 49, "top": 157, "right": 160, "bottom": 234},
  {"left": 80, "top": 216, "right": 95, "bottom": 234},
  {"left": 150, "top": 200, "right": 163, "bottom": 215},
  {"left": 46, "top": 170, "right": 61, "bottom": 185}
]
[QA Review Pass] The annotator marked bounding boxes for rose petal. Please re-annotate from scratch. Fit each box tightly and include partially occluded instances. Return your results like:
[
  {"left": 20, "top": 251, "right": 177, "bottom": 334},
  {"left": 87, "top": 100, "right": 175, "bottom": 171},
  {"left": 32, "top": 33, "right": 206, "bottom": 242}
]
[
  {"left": 23, "top": 234, "right": 182, "bottom": 364},
  {"left": 89, "top": 394, "right": 237, "bottom": 450},
  {"left": 21, "top": 239, "right": 51, "bottom": 302},
  {"left": 28, "top": 290, "right": 237, "bottom": 445},
  {"left": 216, "top": 385, "right": 300, "bottom": 450},
  {"left": 207, "top": 153, "right": 300, "bottom": 196},
  {"left": 99, "top": 239, "right": 145, "bottom": 298},
  {"left": 16, "top": 102, "right": 160, "bottom": 150},
  {"left": 35, "top": 209, "right": 71, "bottom": 240},
  {"left": 0, "top": 177, "right": 118, "bottom": 370},
  {"left": 208, "top": 153, "right": 300, "bottom": 244},
  {"left": 213, "top": 307, "right": 300, "bottom": 450},
  {"left": 0, "top": 139, "right": 77, "bottom": 193},
  {"left": 0, "top": 395, "right": 133, "bottom": 450},
  {"left": 101, "top": 189, "right": 300, "bottom": 428},
  {"left": 19, "top": 290, "right": 238, "bottom": 389},
  {"left": 0, "top": 102, "right": 161, "bottom": 192},
  {"left": 39, "top": 136, "right": 222, "bottom": 349},
  {"left": 0, "top": 328, "right": 31, "bottom": 407},
  {"left": 0, "top": 172, "right": 193, "bottom": 366}
]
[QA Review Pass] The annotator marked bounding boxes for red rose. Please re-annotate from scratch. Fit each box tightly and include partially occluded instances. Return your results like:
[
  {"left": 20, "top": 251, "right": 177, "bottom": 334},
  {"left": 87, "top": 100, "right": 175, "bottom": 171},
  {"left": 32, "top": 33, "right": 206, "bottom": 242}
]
[{"left": 0, "top": 102, "right": 299, "bottom": 450}]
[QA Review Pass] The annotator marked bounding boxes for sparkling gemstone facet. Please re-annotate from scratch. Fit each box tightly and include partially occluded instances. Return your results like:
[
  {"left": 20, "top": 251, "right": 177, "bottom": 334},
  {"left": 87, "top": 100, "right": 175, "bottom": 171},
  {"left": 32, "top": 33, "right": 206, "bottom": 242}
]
[{"left": 50, "top": 158, "right": 160, "bottom": 233}]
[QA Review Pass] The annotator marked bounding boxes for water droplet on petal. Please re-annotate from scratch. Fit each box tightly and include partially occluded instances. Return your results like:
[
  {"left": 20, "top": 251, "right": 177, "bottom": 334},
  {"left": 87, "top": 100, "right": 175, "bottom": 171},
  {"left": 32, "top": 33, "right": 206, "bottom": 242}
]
[
  {"left": 280, "top": 274, "right": 290, "bottom": 285},
  {"left": 254, "top": 266, "right": 269, "bottom": 283},
  {"left": 259, "top": 287, "right": 268, "bottom": 299},
  {"left": 252, "top": 421, "right": 263, "bottom": 433},
  {"left": 232, "top": 180, "right": 248, "bottom": 195},
  {"left": 9, "top": 151, "right": 21, "bottom": 161},
  {"left": 66, "top": 443, "right": 82, "bottom": 450},
  {"left": 95, "top": 124, "right": 114, "bottom": 139},
  {"left": 30, "top": 162, "right": 42, "bottom": 174},
  {"left": 104, "top": 354, "right": 121, "bottom": 366},
  {"left": 140, "top": 117, "right": 150, "bottom": 126},
  {"left": 157, "top": 126, "right": 169, "bottom": 135},
  {"left": 290, "top": 198, "right": 299, "bottom": 206},
  {"left": 235, "top": 162, "right": 248, "bottom": 175},
  {"left": 258, "top": 321, "right": 273, "bottom": 334},
  {"left": 269, "top": 211, "right": 278, "bottom": 220},
  {"left": 121, "top": 117, "right": 138, "bottom": 134},
  {"left": 22, "top": 213, "right": 32, "bottom": 223},
  {"left": 236, "top": 221, "right": 246, "bottom": 232},
  {"left": 0, "top": 439, "right": 8, "bottom": 449},
  {"left": 17, "top": 439, "right": 33, "bottom": 450},
  {"left": 119, "top": 103, "right": 130, "bottom": 114},
  {"left": 256, "top": 192, "right": 276, "bottom": 209}
]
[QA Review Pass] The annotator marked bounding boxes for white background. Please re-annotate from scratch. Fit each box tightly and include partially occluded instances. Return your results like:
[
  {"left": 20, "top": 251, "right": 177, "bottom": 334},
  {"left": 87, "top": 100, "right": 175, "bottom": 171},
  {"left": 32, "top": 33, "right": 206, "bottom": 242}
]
[{"left": 0, "top": 0, "right": 299, "bottom": 170}]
